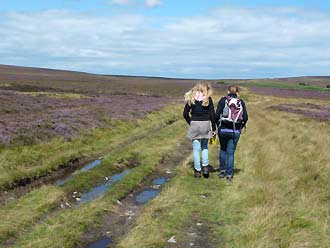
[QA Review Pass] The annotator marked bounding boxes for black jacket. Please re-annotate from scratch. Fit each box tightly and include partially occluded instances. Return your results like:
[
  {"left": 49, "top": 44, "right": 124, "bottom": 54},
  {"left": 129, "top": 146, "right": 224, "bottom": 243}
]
[
  {"left": 215, "top": 94, "right": 248, "bottom": 131},
  {"left": 183, "top": 97, "right": 216, "bottom": 131}
]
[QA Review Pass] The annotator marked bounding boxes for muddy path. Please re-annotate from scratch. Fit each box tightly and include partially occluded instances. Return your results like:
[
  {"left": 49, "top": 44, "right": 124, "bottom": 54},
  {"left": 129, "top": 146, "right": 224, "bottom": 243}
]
[
  {"left": 77, "top": 139, "right": 192, "bottom": 248},
  {"left": 0, "top": 119, "right": 179, "bottom": 205}
]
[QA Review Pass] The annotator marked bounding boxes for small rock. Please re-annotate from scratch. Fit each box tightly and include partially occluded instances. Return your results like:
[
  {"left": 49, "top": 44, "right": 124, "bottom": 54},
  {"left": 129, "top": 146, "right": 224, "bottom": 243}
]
[
  {"left": 116, "top": 199, "right": 123, "bottom": 205},
  {"left": 165, "top": 170, "right": 172, "bottom": 174},
  {"left": 151, "top": 184, "right": 161, "bottom": 190},
  {"left": 60, "top": 203, "right": 65, "bottom": 209},
  {"left": 98, "top": 156, "right": 104, "bottom": 160},
  {"left": 196, "top": 222, "right": 203, "bottom": 226},
  {"left": 106, "top": 231, "right": 111, "bottom": 235},
  {"left": 190, "top": 243, "right": 194, "bottom": 246},
  {"left": 73, "top": 191, "right": 78, "bottom": 194},
  {"left": 65, "top": 202, "right": 72, "bottom": 208},
  {"left": 167, "top": 236, "right": 176, "bottom": 243},
  {"left": 200, "top": 195, "right": 207, "bottom": 199},
  {"left": 75, "top": 197, "right": 81, "bottom": 201},
  {"left": 105, "top": 177, "right": 109, "bottom": 181}
]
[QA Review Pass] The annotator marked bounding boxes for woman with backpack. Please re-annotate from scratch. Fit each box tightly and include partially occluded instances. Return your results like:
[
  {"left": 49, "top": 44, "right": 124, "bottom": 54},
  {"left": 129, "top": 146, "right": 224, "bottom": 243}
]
[
  {"left": 183, "top": 82, "right": 216, "bottom": 179},
  {"left": 215, "top": 85, "right": 248, "bottom": 181}
]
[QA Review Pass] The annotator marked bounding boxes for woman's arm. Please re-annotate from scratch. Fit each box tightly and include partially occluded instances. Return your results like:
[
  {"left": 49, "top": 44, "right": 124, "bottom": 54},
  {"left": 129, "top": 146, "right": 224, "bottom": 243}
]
[
  {"left": 215, "top": 97, "right": 225, "bottom": 123},
  {"left": 183, "top": 103, "right": 191, "bottom": 125},
  {"left": 241, "top": 100, "right": 248, "bottom": 127},
  {"left": 209, "top": 98, "right": 216, "bottom": 131}
]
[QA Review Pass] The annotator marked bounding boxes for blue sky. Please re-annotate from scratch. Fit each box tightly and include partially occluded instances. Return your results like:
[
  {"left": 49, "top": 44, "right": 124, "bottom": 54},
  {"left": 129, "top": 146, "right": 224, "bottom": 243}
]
[{"left": 0, "top": 0, "right": 330, "bottom": 78}]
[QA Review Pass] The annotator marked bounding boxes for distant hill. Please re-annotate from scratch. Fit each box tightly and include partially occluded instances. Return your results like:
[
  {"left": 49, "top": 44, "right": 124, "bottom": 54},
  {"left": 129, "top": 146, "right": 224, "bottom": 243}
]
[
  {"left": 250, "top": 76, "right": 330, "bottom": 87},
  {"left": 0, "top": 64, "right": 201, "bottom": 96},
  {"left": 1, "top": 64, "right": 329, "bottom": 94}
]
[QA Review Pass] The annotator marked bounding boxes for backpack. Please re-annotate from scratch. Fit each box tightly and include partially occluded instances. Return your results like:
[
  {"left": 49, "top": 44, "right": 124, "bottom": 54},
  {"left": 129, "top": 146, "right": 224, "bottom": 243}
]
[{"left": 221, "top": 96, "right": 243, "bottom": 124}]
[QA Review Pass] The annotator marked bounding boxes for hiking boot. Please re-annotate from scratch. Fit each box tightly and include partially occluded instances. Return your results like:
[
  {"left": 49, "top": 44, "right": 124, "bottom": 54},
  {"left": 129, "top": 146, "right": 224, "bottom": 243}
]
[
  {"left": 194, "top": 169, "right": 201, "bottom": 179},
  {"left": 202, "top": 166, "right": 209, "bottom": 178},
  {"left": 226, "top": 175, "right": 233, "bottom": 182},
  {"left": 218, "top": 170, "right": 226, "bottom": 178}
]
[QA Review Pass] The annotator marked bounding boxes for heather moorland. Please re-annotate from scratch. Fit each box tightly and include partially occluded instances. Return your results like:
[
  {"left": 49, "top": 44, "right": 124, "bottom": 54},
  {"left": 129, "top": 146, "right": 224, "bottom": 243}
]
[{"left": 0, "top": 65, "right": 329, "bottom": 248}]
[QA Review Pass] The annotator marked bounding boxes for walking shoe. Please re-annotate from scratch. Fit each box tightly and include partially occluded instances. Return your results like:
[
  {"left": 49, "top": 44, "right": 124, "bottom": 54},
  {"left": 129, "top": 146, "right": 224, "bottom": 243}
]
[
  {"left": 218, "top": 170, "right": 226, "bottom": 178},
  {"left": 202, "top": 166, "right": 209, "bottom": 178},
  {"left": 226, "top": 175, "right": 233, "bottom": 182},
  {"left": 194, "top": 169, "right": 201, "bottom": 179}
]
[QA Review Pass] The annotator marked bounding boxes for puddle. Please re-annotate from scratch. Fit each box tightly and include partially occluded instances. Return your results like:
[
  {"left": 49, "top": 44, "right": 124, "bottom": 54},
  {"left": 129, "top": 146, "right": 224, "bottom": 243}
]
[
  {"left": 152, "top": 177, "right": 167, "bottom": 185},
  {"left": 80, "top": 160, "right": 102, "bottom": 172},
  {"left": 55, "top": 159, "right": 102, "bottom": 186},
  {"left": 76, "top": 169, "right": 131, "bottom": 205},
  {"left": 135, "top": 189, "right": 159, "bottom": 204},
  {"left": 87, "top": 236, "right": 112, "bottom": 248},
  {"left": 134, "top": 177, "right": 169, "bottom": 205}
]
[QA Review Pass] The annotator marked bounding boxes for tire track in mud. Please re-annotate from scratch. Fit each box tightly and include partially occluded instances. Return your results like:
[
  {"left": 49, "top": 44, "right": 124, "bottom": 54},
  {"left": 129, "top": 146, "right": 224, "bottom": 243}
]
[
  {"left": 77, "top": 139, "right": 192, "bottom": 248},
  {"left": 1, "top": 120, "right": 183, "bottom": 247},
  {"left": 0, "top": 118, "right": 179, "bottom": 205}
]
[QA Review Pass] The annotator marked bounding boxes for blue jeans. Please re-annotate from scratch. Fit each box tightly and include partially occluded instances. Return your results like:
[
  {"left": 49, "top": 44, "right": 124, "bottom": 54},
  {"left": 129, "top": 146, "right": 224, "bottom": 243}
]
[
  {"left": 192, "top": 139, "right": 209, "bottom": 171},
  {"left": 219, "top": 131, "right": 240, "bottom": 176}
]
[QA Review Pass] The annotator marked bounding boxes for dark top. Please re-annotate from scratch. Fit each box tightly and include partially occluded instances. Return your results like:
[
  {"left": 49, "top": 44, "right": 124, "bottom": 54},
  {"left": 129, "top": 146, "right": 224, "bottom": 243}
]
[
  {"left": 183, "top": 97, "right": 216, "bottom": 131},
  {"left": 215, "top": 93, "right": 248, "bottom": 131}
]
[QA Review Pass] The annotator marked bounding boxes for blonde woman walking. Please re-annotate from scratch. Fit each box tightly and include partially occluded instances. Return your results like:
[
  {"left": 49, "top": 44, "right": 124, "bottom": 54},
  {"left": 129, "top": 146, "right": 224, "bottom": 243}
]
[{"left": 183, "top": 82, "right": 216, "bottom": 178}]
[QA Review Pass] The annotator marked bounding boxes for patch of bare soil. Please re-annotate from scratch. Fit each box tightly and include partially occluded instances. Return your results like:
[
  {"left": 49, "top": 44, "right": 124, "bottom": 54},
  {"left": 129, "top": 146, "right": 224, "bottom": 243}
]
[{"left": 171, "top": 212, "right": 219, "bottom": 248}]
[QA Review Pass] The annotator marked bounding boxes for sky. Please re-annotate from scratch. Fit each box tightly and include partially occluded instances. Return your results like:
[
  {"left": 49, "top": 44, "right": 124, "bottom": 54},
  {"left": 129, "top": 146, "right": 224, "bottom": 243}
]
[{"left": 0, "top": 0, "right": 330, "bottom": 79}]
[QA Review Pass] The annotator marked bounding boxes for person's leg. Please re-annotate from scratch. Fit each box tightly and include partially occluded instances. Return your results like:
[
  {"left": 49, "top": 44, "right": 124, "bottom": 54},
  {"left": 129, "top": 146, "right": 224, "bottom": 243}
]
[
  {"left": 201, "top": 138, "right": 209, "bottom": 167},
  {"left": 201, "top": 138, "right": 209, "bottom": 177},
  {"left": 219, "top": 132, "right": 229, "bottom": 176},
  {"left": 226, "top": 133, "right": 240, "bottom": 178},
  {"left": 192, "top": 139, "right": 201, "bottom": 172}
]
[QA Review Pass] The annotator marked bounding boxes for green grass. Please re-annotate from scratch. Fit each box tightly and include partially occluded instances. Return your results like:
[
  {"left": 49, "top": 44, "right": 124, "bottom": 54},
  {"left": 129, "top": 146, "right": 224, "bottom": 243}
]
[
  {"left": 0, "top": 186, "right": 64, "bottom": 242},
  {"left": 11, "top": 118, "right": 187, "bottom": 248},
  {"left": 246, "top": 81, "right": 330, "bottom": 92}
]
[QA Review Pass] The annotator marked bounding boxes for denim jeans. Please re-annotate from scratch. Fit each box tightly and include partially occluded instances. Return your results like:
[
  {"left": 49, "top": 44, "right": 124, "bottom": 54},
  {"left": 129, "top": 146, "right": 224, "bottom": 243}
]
[
  {"left": 218, "top": 131, "right": 240, "bottom": 176},
  {"left": 192, "top": 139, "right": 209, "bottom": 171}
]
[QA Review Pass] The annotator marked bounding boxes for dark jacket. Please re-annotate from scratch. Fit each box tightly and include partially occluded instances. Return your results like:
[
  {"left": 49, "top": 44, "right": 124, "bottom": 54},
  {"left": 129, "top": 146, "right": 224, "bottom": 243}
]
[
  {"left": 183, "top": 97, "right": 216, "bottom": 131},
  {"left": 215, "top": 93, "right": 248, "bottom": 131}
]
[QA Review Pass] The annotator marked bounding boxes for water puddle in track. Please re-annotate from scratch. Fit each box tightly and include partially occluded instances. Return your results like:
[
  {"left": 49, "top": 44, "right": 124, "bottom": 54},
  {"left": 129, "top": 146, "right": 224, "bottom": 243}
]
[
  {"left": 152, "top": 177, "right": 167, "bottom": 185},
  {"left": 55, "top": 159, "right": 102, "bottom": 186},
  {"left": 85, "top": 176, "right": 171, "bottom": 247},
  {"left": 75, "top": 169, "right": 132, "bottom": 206},
  {"left": 134, "top": 177, "right": 169, "bottom": 204},
  {"left": 81, "top": 140, "right": 192, "bottom": 248},
  {"left": 135, "top": 189, "right": 159, "bottom": 204},
  {"left": 87, "top": 236, "right": 112, "bottom": 248}
]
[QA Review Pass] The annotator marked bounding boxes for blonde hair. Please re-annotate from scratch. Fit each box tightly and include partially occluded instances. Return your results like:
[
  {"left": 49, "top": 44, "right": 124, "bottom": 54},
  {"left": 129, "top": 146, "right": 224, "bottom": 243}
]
[{"left": 184, "top": 82, "right": 213, "bottom": 107}]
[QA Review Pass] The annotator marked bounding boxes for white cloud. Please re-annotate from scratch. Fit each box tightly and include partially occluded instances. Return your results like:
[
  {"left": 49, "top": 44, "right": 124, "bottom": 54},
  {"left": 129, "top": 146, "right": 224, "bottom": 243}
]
[
  {"left": 110, "top": 0, "right": 133, "bottom": 5},
  {"left": 0, "top": 7, "right": 329, "bottom": 78},
  {"left": 145, "top": 0, "right": 162, "bottom": 8}
]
